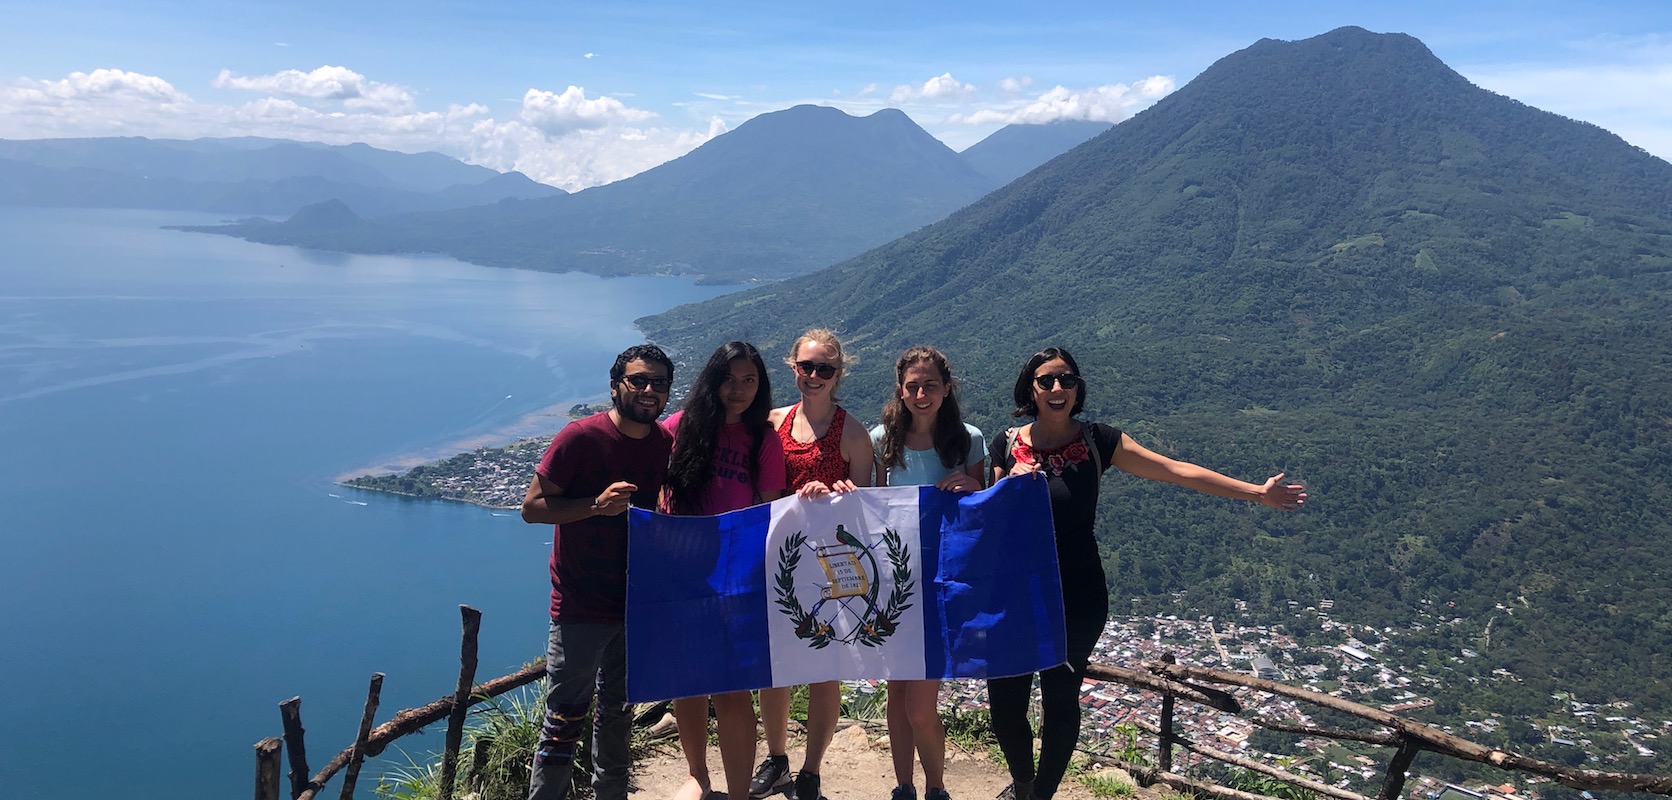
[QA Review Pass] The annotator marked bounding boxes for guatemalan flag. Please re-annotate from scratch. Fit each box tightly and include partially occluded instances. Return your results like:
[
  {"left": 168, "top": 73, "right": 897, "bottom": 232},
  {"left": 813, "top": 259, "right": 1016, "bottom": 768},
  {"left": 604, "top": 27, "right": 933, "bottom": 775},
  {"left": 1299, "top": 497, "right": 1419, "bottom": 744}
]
[{"left": 625, "top": 475, "right": 1066, "bottom": 702}]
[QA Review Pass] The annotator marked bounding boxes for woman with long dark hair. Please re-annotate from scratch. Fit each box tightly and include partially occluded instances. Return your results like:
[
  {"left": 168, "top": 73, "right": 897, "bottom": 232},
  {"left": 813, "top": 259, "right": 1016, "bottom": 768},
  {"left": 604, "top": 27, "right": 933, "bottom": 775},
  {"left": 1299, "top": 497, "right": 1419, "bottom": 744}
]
[
  {"left": 663, "top": 341, "right": 789, "bottom": 800},
  {"left": 870, "top": 345, "right": 984, "bottom": 800},
  {"left": 751, "top": 329, "right": 875, "bottom": 800},
  {"left": 986, "top": 346, "right": 1306, "bottom": 800}
]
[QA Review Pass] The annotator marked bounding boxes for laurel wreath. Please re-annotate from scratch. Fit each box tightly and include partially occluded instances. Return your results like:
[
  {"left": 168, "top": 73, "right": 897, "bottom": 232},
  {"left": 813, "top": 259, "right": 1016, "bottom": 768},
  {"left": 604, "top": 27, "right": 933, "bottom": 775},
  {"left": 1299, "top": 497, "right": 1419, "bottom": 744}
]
[
  {"left": 854, "top": 526, "right": 915, "bottom": 647},
  {"left": 773, "top": 531, "right": 833, "bottom": 648},
  {"left": 773, "top": 527, "right": 914, "bottom": 649}
]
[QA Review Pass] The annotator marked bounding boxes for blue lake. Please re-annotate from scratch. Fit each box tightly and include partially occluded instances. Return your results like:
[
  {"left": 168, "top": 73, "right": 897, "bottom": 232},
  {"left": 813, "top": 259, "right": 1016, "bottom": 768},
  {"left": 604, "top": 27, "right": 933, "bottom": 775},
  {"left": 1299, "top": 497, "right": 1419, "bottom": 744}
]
[{"left": 0, "top": 208, "right": 735, "bottom": 799}]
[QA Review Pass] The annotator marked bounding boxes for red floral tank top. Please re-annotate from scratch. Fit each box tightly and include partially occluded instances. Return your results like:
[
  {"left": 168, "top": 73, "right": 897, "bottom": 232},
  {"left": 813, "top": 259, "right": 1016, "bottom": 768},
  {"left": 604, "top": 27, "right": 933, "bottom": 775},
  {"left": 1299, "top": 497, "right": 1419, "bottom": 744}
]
[{"left": 776, "top": 403, "right": 851, "bottom": 489}]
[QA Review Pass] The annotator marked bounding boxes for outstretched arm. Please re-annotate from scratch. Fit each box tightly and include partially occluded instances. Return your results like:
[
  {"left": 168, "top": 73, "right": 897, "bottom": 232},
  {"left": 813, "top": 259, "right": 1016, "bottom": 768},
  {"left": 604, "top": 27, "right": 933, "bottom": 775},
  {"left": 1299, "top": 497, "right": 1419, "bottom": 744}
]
[{"left": 1110, "top": 433, "right": 1306, "bottom": 510}]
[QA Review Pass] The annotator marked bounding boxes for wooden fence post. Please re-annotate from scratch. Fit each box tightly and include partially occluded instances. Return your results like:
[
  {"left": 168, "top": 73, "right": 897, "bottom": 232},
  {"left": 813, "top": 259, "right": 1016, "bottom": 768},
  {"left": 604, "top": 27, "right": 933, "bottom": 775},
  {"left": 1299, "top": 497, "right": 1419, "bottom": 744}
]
[
  {"left": 470, "top": 738, "right": 493, "bottom": 791},
  {"left": 338, "top": 673, "right": 385, "bottom": 800},
  {"left": 1159, "top": 652, "right": 1176, "bottom": 773},
  {"left": 438, "top": 605, "right": 483, "bottom": 800},
  {"left": 1378, "top": 735, "right": 1423, "bottom": 800},
  {"left": 255, "top": 737, "right": 284, "bottom": 800},
  {"left": 281, "top": 697, "right": 312, "bottom": 799}
]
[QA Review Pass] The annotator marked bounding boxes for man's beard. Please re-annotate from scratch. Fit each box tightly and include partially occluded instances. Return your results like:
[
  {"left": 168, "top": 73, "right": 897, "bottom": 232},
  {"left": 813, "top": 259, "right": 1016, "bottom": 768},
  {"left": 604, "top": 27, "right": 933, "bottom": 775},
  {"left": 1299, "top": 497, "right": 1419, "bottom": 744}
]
[{"left": 614, "top": 389, "right": 663, "bottom": 424}]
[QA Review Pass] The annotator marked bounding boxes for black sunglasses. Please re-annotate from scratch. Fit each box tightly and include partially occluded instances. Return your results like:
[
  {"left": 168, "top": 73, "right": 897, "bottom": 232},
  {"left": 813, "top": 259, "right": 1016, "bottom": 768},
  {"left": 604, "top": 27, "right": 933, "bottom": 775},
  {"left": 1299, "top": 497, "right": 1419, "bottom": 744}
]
[
  {"left": 793, "top": 360, "right": 838, "bottom": 380},
  {"left": 1034, "top": 373, "right": 1082, "bottom": 391},
  {"left": 620, "top": 373, "right": 672, "bottom": 392}
]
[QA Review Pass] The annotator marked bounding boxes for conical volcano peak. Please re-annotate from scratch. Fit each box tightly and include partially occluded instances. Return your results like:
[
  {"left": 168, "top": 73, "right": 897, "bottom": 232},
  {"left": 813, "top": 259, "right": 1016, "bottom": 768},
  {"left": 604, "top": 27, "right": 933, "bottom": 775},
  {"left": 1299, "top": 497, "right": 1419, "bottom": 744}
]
[{"left": 1183, "top": 25, "right": 1465, "bottom": 107}]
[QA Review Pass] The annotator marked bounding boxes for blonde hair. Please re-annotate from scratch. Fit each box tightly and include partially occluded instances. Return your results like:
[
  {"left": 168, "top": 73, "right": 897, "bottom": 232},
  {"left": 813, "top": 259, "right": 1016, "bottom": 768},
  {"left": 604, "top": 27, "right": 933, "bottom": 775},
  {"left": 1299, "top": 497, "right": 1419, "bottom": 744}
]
[{"left": 786, "top": 328, "right": 852, "bottom": 401}]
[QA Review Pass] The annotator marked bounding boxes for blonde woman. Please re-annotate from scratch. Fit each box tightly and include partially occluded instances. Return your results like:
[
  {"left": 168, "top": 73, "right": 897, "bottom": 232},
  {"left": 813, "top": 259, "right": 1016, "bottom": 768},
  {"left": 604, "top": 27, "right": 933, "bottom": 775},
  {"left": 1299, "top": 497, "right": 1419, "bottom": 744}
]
[{"left": 753, "top": 330, "right": 874, "bottom": 800}]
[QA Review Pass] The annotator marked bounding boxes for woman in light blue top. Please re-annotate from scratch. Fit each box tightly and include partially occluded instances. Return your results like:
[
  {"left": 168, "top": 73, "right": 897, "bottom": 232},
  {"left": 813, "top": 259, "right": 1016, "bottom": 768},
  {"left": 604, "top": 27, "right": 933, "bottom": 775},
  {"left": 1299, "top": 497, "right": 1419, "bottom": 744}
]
[{"left": 868, "top": 345, "right": 985, "bottom": 800}]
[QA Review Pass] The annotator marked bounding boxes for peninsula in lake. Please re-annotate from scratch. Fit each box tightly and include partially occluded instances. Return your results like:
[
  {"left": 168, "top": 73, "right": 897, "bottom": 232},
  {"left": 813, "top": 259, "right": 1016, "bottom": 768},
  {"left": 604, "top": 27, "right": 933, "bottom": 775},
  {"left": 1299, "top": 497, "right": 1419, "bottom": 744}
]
[{"left": 0, "top": 136, "right": 565, "bottom": 217}]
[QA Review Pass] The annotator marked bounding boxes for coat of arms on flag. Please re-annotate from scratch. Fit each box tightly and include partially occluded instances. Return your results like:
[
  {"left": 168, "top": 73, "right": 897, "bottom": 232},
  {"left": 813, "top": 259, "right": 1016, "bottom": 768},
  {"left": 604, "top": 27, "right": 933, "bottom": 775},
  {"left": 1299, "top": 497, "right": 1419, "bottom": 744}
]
[
  {"left": 625, "top": 476, "right": 1068, "bottom": 702},
  {"left": 775, "top": 524, "right": 913, "bottom": 648}
]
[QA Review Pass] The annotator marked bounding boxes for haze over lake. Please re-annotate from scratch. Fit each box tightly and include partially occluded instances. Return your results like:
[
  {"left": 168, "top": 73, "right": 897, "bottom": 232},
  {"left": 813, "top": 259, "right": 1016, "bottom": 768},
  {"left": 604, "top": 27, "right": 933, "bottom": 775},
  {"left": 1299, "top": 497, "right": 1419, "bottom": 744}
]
[{"left": 0, "top": 208, "right": 732, "bottom": 799}]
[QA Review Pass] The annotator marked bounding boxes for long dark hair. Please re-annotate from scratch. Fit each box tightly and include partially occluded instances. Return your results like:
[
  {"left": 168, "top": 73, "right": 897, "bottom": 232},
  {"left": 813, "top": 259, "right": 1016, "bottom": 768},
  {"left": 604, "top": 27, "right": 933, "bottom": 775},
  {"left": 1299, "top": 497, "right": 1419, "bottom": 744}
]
[
  {"left": 666, "top": 341, "right": 773, "bottom": 515},
  {"left": 879, "top": 346, "right": 969, "bottom": 472},
  {"left": 1011, "top": 346, "right": 1086, "bottom": 418}
]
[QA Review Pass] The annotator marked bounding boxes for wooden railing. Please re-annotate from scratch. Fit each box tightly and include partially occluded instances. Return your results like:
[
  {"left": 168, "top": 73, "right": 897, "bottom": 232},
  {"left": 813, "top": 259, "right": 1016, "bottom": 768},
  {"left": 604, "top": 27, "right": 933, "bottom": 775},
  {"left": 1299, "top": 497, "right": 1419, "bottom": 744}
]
[
  {"left": 1082, "top": 654, "right": 1672, "bottom": 800},
  {"left": 252, "top": 612, "right": 1672, "bottom": 800},
  {"left": 253, "top": 606, "right": 545, "bottom": 800}
]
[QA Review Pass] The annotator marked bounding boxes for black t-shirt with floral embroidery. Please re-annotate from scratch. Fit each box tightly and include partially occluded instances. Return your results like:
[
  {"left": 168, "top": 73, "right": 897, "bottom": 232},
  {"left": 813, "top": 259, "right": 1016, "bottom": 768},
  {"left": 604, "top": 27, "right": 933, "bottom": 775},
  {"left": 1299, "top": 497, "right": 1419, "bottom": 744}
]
[{"left": 989, "top": 421, "right": 1122, "bottom": 582}]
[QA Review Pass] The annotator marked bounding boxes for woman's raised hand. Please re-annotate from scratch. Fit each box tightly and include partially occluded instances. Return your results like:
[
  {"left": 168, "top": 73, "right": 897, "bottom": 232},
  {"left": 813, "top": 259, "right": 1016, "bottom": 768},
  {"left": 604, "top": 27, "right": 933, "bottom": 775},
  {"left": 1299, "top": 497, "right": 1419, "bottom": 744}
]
[{"left": 1256, "top": 473, "right": 1307, "bottom": 510}]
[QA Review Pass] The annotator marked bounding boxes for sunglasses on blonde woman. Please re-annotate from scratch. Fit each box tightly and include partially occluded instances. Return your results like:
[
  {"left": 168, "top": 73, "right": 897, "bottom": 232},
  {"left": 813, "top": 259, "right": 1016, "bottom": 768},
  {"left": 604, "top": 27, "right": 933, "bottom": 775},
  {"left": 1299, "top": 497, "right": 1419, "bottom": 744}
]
[
  {"left": 793, "top": 361, "right": 838, "bottom": 380},
  {"left": 1034, "top": 373, "right": 1082, "bottom": 391}
]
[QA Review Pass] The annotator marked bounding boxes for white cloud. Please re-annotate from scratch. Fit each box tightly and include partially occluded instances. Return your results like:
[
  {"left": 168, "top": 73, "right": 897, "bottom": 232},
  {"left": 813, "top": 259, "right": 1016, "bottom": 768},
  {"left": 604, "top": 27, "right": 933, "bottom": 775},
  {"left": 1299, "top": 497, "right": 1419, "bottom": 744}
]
[
  {"left": 890, "top": 72, "right": 976, "bottom": 103},
  {"left": 518, "top": 85, "right": 658, "bottom": 137},
  {"left": 998, "top": 76, "right": 1033, "bottom": 95},
  {"left": 214, "top": 66, "right": 415, "bottom": 113},
  {"left": 12, "top": 68, "right": 189, "bottom": 103},
  {"left": 466, "top": 115, "right": 727, "bottom": 191},
  {"left": 583, "top": 53, "right": 597, "bottom": 59},
  {"left": 0, "top": 65, "right": 721, "bottom": 192},
  {"left": 948, "top": 76, "right": 1175, "bottom": 125}
]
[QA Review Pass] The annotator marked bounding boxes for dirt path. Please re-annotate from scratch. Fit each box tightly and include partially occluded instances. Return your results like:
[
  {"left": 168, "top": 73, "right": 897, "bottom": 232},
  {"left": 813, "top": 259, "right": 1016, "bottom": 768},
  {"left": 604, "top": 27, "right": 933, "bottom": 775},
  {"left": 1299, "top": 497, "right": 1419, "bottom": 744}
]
[{"left": 628, "top": 720, "right": 1124, "bottom": 800}]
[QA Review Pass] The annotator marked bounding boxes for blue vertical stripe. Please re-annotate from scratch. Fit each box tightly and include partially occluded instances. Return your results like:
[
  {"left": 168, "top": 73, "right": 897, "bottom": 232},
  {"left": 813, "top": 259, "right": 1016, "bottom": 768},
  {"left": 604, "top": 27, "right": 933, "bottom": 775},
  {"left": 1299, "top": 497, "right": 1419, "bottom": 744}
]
[
  {"left": 919, "top": 477, "right": 1067, "bottom": 680},
  {"left": 626, "top": 504, "right": 774, "bottom": 701}
]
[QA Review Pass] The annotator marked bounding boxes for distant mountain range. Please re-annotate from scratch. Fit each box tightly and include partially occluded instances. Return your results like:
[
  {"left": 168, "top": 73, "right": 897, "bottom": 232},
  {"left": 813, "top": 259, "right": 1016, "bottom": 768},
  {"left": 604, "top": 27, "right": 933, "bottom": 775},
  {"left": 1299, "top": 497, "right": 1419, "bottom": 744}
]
[
  {"left": 959, "top": 119, "right": 1114, "bottom": 185},
  {"left": 170, "top": 109, "right": 1112, "bottom": 283},
  {"left": 639, "top": 27, "right": 1672, "bottom": 718},
  {"left": 0, "top": 136, "right": 565, "bottom": 217}
]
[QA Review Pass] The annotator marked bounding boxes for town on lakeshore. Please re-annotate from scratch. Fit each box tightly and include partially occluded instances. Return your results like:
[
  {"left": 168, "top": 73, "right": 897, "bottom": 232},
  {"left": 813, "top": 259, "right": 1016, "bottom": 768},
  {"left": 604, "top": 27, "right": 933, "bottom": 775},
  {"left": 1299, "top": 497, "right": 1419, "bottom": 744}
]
[
  {"left": 344, "top": 440, "right": 1669, "bottom": 800},
  {"left": 928, "top": 609, "right": 1666, "bottom": 800}
]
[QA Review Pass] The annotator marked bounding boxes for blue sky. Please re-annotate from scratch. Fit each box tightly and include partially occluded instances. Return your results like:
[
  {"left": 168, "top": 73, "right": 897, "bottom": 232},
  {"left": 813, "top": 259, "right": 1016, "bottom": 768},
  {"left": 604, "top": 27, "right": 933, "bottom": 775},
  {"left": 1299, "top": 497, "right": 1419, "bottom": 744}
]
[{"left": 2, "top": 1, "right": 1668, "bottom": 190}]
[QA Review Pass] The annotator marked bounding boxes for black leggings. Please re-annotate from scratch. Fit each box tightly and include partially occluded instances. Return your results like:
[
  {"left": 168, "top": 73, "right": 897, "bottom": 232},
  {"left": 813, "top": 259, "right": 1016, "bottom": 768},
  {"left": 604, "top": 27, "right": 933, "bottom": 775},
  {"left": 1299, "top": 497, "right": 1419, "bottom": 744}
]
[{"left": 987, "top": 575, "right": 1108, "bottom": 800}]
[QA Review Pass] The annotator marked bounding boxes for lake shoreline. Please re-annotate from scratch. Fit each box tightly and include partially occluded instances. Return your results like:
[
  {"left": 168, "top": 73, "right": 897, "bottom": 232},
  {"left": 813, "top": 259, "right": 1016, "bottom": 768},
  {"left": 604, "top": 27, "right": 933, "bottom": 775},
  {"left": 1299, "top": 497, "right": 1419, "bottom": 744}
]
[{"left": 336, "top": 399, "right": 617, "bottom": 509}]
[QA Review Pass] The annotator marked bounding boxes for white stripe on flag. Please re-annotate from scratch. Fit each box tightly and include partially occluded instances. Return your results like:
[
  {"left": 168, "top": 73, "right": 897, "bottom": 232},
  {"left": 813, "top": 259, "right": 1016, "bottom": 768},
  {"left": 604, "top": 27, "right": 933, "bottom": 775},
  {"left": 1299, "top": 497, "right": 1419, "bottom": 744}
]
[{"left": 764, "top": 486, "right": 927, "bottom": 684}]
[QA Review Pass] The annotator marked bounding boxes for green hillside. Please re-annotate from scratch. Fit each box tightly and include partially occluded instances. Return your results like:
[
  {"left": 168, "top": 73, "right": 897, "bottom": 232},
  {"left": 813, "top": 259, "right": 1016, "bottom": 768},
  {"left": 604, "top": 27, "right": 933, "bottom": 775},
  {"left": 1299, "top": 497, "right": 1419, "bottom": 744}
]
[{"left": 639, "top": 27, "right": 1672, "bottom": 714}]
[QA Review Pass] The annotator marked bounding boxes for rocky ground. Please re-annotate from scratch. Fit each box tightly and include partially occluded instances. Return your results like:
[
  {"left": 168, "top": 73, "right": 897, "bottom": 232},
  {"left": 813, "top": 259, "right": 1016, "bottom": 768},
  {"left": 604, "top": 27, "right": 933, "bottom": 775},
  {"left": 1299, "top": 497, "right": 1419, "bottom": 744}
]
[{"left": 626, "top": 720, "right": 1150, "bottom": 800}]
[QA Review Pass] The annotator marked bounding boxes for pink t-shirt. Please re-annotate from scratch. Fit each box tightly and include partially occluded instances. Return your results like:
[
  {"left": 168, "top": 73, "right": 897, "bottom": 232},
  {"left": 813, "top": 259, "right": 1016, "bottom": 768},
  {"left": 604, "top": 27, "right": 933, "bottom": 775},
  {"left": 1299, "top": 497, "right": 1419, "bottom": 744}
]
[{"left": 664, "top": 410, "right": 787, "bottom": 515}]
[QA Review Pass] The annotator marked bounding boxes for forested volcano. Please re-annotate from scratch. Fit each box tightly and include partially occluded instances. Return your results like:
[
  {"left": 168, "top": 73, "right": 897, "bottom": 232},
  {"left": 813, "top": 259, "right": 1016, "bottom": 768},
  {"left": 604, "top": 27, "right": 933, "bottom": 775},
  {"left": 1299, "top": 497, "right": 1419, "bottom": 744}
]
[
  {"left": 640, "top": 27, "right": 1672, "bottom": 714},
  {"left": 196, "top": 106, "right": 998, "bottom": 282}
]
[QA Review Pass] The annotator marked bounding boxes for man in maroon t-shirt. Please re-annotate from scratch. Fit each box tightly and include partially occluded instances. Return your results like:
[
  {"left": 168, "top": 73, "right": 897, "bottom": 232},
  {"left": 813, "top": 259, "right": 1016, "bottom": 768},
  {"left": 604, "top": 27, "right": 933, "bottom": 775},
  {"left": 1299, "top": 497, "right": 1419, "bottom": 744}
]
[{"left": 521, "top": 343, "right": 675, "bottom": 800}]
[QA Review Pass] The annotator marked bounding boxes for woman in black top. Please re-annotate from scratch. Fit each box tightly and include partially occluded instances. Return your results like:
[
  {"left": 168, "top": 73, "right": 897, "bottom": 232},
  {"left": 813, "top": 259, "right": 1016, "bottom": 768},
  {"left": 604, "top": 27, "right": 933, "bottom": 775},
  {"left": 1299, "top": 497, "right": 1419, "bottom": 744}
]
[{"left": 986, "top": 347, "right": 1306, "bottom": 800}]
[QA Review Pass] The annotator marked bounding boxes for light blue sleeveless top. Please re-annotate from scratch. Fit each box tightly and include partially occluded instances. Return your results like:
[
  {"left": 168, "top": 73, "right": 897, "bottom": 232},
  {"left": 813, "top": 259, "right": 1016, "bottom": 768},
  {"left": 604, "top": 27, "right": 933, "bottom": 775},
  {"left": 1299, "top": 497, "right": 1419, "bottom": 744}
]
[{"left": 869, "top": 422, "right": 985, "bottom": 487}]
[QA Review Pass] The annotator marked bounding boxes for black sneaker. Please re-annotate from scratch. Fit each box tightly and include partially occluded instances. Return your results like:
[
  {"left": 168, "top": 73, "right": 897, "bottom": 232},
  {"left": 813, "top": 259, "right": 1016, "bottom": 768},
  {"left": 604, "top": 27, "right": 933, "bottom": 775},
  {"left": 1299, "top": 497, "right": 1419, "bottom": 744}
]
[
  {"left": 795, "top": 771, "right": 822, "bottom": 800},
  {"left": 892, "top": 786, "right": 918, "bottom": 800},
  {"left": 750, "top": 756, "right": 792, "bottom": 799},
  {"left": 927, "top": 789, "right": 952, "bottom": 800},
  {"left": 997, "top": 783, "right": 1034, "bottom": 800}
]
